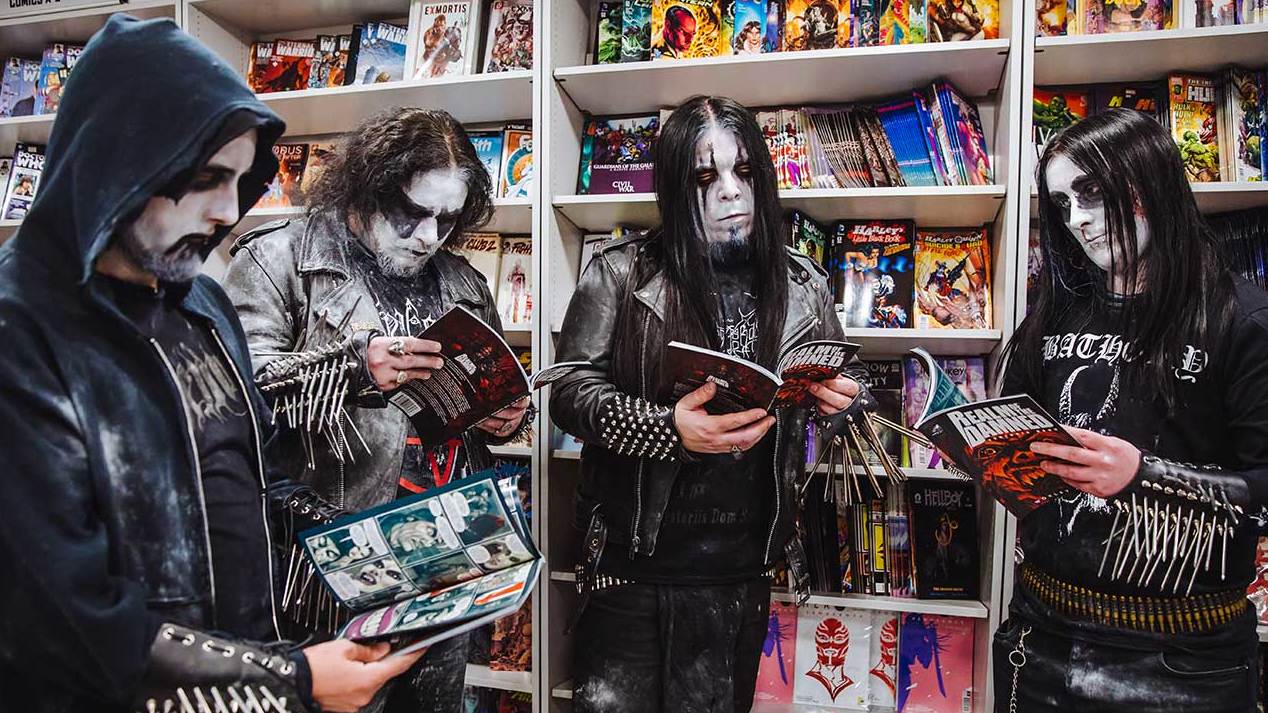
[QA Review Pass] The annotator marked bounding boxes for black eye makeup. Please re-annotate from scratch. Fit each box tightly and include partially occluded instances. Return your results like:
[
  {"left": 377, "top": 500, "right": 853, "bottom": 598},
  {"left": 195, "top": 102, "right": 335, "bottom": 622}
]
[
  {"left": 188, "top": 168, "right": 234, "bottom": 192},
  {"left": 694, "top": 168, "right": 718, "bottom": 187}
]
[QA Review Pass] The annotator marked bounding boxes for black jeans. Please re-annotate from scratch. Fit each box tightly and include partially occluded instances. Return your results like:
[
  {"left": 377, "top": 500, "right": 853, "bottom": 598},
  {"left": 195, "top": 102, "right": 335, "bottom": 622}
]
[
  {"left": 572, "top": 578, "right": 772, "bottom": 713},
  {"left": 381, "top": 632, "right": 469, "bottom": 713},
  {"left": 992, "top": 615, "right": 1260, "bottom": 713}
]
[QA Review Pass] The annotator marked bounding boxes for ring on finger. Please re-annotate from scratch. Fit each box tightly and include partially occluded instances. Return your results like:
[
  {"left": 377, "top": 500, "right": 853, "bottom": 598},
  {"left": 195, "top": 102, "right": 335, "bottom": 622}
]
[
  {"left": 396, "top": 370, "right": 408, "bottom": 385},
  {"left": 388, "top": 338, "right": 407, "bottom": 357},
  {"left": 730, "top": 444, "right": 743, "bottom": 460}
]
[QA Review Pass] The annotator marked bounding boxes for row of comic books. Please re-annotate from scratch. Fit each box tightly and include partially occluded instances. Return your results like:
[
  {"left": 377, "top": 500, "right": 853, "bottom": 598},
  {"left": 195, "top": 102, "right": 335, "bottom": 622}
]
[
  {"left": 249, "top": 23, "right": 407, "bottom": 92},
  {"left": 449, "top": 232, "right": 535, "bottom": 327},
  {"left": 788, "top": 212, "right": 993, "bottom": 330},
  {"left": 800, "top": 475, "right": 981, "bottom": 601},
  {"left": 1036, "top": 0, "right": 1267, "bottom": 35},
  {"left": 415, "top": 0, "right": 533, "bottom": 79},
  {"left": 0, "top": 143, "right": 45, "bottom": 221},
  {"left": 1034, "top": 68, "right": 1266, "bottom": 184},
  {"left": 575, "top": 81, "right": 991, "bottom": 195},
  {"left": 754, "top": 603, "right": 975, "bottom": 712},
  {"left": 0, "top": 44, "right": 82, "bottom": 118},
  {"left": 593, "top": 0, "right": 999, "bottom": 64},
  {"left": 467, "top": 466, "right": 533, "bottom": 673}
]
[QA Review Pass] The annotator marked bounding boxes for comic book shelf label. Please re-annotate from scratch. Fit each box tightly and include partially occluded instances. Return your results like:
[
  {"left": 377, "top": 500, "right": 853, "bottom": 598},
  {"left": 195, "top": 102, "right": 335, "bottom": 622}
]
[
  {"left": 1033, "top": 25, "right": 1268, "bottom": 86},
  {"left": 0, "top": 0, "right": 120, "bottom": 21},
  {"left": 554, "top": 40, "right": 1011, "bottom": 115}
]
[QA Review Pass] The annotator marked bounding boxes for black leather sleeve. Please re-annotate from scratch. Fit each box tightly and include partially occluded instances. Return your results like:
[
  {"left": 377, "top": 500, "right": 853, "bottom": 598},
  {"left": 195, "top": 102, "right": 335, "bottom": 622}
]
[
  {"left": 813, "top": 278, "right": 877, "bottom": 439},
  {"left": 1124, "top": 454, "right": 1256, "bottom": 530}
]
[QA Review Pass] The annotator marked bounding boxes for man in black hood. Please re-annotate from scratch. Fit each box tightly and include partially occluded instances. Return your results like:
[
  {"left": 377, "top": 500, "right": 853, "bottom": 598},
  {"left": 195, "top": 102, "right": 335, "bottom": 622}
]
[{"left": 0, "top": 16, "right": 421, "bottom": 713}]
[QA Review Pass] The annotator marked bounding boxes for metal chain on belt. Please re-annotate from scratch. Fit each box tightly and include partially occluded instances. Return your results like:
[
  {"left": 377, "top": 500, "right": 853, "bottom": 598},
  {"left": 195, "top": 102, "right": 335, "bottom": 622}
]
[{"left": 1008, "top": 625, "right": 1032, "bottom": 713}]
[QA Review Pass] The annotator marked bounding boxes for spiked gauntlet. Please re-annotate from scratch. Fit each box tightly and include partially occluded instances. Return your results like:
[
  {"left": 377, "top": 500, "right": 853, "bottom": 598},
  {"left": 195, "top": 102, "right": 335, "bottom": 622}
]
[{"left": 599, "top": 393, "right": 681, "bottom": 461}]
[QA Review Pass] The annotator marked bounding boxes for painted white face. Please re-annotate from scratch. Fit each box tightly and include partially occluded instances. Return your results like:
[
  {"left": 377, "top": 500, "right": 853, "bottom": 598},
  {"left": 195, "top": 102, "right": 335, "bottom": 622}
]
[
  {"left": 1045, "top": 153, "right": 1151, "bottom": 291},
  {"left": 117, "top": 129, "right": 257, "bottom": 283},
  {"left": 693, "top": 125, "right": 755, "bottom": 245},
  {"left": 363, "top": 167, "right": 468, "bottom": 278}
]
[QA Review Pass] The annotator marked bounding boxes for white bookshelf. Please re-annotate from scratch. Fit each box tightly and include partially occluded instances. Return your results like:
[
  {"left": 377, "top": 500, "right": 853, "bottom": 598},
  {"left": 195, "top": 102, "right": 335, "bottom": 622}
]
[
  {"left": 466, "top": 663, "right": 534, "bottom": 693},
  {"left": 0, "top": 0, "right": 177, "bottom": 57}
]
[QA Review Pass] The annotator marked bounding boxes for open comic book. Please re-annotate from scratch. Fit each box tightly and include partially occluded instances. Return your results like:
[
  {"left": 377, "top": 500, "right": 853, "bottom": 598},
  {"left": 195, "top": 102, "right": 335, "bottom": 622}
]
[
  {"left": 387, "top": 306, "right": 530, "bottom": 447},
  {"left": 908, "top": 349, "right": 1078, "bottom": 517},
  {"left": 300, "top": 471, "right": 540, "bottom": 656}
]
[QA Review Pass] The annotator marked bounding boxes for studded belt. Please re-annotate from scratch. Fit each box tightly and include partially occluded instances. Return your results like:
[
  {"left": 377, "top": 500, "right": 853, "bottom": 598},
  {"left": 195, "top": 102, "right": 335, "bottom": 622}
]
[{"left": 1019, "top": 563, "right": 1248, "bottom": 635}]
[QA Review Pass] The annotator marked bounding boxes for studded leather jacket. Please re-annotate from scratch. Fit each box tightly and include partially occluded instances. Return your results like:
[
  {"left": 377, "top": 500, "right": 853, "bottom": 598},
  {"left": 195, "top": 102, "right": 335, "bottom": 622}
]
[{"left": 549, "top": 234, "right": 869, "bottom": 575}]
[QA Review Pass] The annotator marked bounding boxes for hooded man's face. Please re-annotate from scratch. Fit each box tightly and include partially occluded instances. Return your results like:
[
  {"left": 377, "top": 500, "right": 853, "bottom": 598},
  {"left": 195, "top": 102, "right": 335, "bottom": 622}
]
[
  {"left": 360, "top": 167, "right": 468, "bottom": 278},
  {"left": 116, "top": 129, "right": 258, "bottom": 283}
]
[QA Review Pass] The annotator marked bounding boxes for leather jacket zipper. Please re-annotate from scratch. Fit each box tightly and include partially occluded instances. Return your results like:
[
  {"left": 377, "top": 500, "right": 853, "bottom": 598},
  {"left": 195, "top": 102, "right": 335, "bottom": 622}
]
[
  {"left": 764, "top": 314, "right": 816, "bottom": 564},
  {"left": 148, "top": 338, "right": 218, "bottom": 620},
  {"left": 630, "top": 310, "right": 652, "bottom": 557},
  {"left": 209, "top": 329, "right": 283, "bottom": 640}
]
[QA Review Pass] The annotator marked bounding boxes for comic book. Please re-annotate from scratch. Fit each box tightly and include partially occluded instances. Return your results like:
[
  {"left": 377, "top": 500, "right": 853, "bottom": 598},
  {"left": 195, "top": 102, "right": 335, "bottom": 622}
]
[
  {"left": 908, "top": 0, "right": 929, "bottom": 41},
  {"left": 497, "top": 235, "right": 533, "bottom": 326},
  {"left": 914, "top": 227, "right": 992, "bottom": 330},
  {"left": 0, "top": 158, "right": 11, "bottom": 200},
  {"left": 577, "top": 114, "right": 659, "bottom": 195},
  {"left": 764, "top": 0, "right": 786, "bottom": 50},
  {"left": 651, "top": 0, "right": 728, "bottom": 59},
  {"left": 862, "top": 360, "right": 905, "bottom": 463},
  {"left": 1083, "top": 0, "right": 1172, "bottom": 32},
  {"left": 257, "top": 143, "right": 309, "bottom": 209},
  {"left": 885, "top": 489, "right": 915, "bottom": 596},
  {"left": 415, "top": 3, "right": 475, "bottom": 78},
  {"left": 1032, "top": 86, "right": 1089, "bottom": 161},
  {"left": 309, "top": 35, "right": 339, "bottom": 89},
  {"left": 483, "top": 0, "right": 534, "bottom": 72},
  {"left": 656, "top": 340, "right": 861, "bottom": 414},
  {"left": 926, "top": 84, "right": 963, "bottom": 185},
  {"left": 300, "top": 141, "right": 339, "bottom": 196},
  {"left": 941, "top": 83, "right": 993, "bottom": 185},
  {"left": 329, "top": 34, "right": 354, "bottom": 86},
  {"left": 901, "top": 352, "right": 985, "bottom": 468},
  {"left": 879, "top": 0, "right": 913, "bottom": 43},
  {"left": 783, "top": 0, "right": 850, "bottom": 50},
  {"left": 832, "top": 219, "right": 916, "bottom": 329},
  {"left": 34, "top": 43, "right": 64, "bottom": 115},
  {"left": 732, "top": 0, "right": 768, "bottom": 53},
  {"left": 65, "top": 45, "right": 83, "bottom": 73},
  {"left": 450, "top": 232, "right": 503, "bottom": 301},
  {"left": 1194, "top": 0, "right": 1238, "bottom": 24},
  {"left": 897, "top": 614, "right": 974, "bottom": 713},
  {"left": 793, "top": 604, "right": 871, "bottom": 709},
  {"left": 874, "top": 97, "right": 940, "bottom": 186},
  {"left": 0, "top": 58, "right": 25, "bottom": 117},
  {"left": 468, "top": 130, "right": 505, "bottom": 196},
  {"left": 1247, "top": 537, "right": 1268, "bottom": 626},
  {"left": 2, "top": 143, "right": 44, "bottom": 221},
  {"left": 1091, "top": 81, "right": 1166, "bottom": 123},
  {"left": 300, "top": 469, "right": 540, "bottom": 655},
  {"left": 353, "top": 22, "right": 407, "bottom": 83},
  {"left": 596, "top": 0, "right": 625, "bottom": 63},
  {"left": 1168, "top": 73, "right": 1221, "bottom": 183},
  {"left": 754, "top": 600, "right": 799, "bottom": 704},
  {"left": 868, "top": 613, "right": 899, "bottom": 709},
  {"left": 908, "top": 481, "right": 979, "bottom": 599},
  {"left": 621, "top": 0, "right": 654, "bottom": 61},
  {"left": 254, "top": 39, "right": 315, "bottom": 93},
  {"left": 789, "top": 209, "right": 830, "bottom": 266},
  {"left": 1222, "top": 67, "right": 1264, "bottom": 183},
  {"left": 500, "top": 125, "right": 534, "bottom": 199},
  {"left": 928, "top": 0, "right": 999, "bottom": 40},
  {"left": 248, "top": 41, "right": 275, "bottom": 93},
  {"left": 1035, "top": 0, "right": 1067, "bottom": 34},
  {"left": 911, "top": 91, "right": 949, "bottom": 186}
]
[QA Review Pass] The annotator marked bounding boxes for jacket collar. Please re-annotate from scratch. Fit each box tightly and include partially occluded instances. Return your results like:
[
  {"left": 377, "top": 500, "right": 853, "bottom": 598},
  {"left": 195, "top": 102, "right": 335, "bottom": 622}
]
[{"left": 297, "top": 209, "right": 354, "bottom": 279}]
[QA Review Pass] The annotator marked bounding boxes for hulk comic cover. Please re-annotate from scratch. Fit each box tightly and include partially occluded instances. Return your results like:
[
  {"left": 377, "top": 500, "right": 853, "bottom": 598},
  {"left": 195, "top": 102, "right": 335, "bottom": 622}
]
[
  {"left": 1168, "top": 73, "right": 1221, "bottom": 183},
  {"left": 652, "top": 0, "right": 728, "bottom": 59},
  {"left": 1032, "top": 87, "right": 1089, "bottom": 160},
  {"left": 913, "top": 227, "right": 992, "bottom": 330}
]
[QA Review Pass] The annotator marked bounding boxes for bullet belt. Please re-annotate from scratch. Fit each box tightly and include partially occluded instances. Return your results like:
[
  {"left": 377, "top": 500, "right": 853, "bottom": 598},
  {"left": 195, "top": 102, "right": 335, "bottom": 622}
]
[{"left": 1019, "top": 563, "right": 1248, "bottom": 635}]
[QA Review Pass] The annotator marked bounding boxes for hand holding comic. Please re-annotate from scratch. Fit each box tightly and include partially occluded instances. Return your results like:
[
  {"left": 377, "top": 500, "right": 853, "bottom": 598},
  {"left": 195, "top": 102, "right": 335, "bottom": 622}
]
[
  {"left": 304, "top": 639, "right": 427, "bottom": 712},
  {"left": 477, "top": 395, "right": 531, "bottom": 437},
  {"left": 1030, "top": 426, "right": 1141, "bottom": 499},
  {"left": 674, "top": 381, "right": 775, "bottom": 455},
  {"left": 807, "top": 376, "right": 861, "bottom": 417},
  {"left": 367, "top": 336, "right": 444, "bottom": 391}
]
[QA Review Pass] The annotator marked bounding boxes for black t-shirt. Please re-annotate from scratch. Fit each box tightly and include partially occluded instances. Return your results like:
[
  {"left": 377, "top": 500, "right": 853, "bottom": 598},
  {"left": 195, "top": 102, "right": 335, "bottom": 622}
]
[
  {"left": 1005, "top": 281, "right": 1268, "bottom": 609},
  {"left": 602, "top": 264, "right": 775, "bottom": 584},
  {"left": 108, "top": 278, "right": 273, "bottom": 639},
  {"left": 347, "top": 243, "right": 473, "bottom": 496}
]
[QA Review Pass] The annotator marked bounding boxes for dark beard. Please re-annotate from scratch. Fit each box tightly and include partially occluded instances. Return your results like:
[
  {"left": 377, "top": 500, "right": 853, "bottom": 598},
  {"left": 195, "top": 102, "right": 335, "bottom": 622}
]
[{"left": 707, "top": 233, "right": 751, "bottom": 268}]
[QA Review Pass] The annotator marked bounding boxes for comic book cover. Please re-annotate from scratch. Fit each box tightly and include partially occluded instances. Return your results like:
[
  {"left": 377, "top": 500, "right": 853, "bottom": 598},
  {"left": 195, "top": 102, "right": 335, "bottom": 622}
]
[
  {"left": 1247, "top": 538, "right": 1268, "bottom": 625},
  {"left": 65, "top": 45, "right": 83, "bottom": 73},
  {"left": 832, "top": 219, "right": 915, "bottom": 329},
  {"left": 908, "top": 0, "right": 929, "bottom": 41},
  {"left": 783, "top": 0, "right": 850, "bottom": 50},
  {"left": 785, "top": 109, "right": 812, "bottom": 188},
  {"left": 754, "top": 600, "right": 799, "bottom": 704},
  {"left": 914, "top": 227, "right": 992, "bottom": 330},
  {"left": 731, "top": 0, "right": 767, "bottom": 53},
  {"left": 596, "top": 0, "right": 625, "bottom": 63},
  {"left": 500, "top": 125, "right": 534, "bottom": 199},
  {"left": 35, "top": 43, "right": 64, "bottom": 116},
  {"left": 886, "top": 492, "right": 914, "bottom": 596},
  {"left": 0, "top": 58, "right": 25, "bottom": 117},
  {"left": 353, "top": 22, "right": 407, "bottom": 83},
  {"left": 497, "top": 235, "right": 533, "bottom": 326},
  {"left": 2, "top": 143, "right": 44, "bottom": 221},
  {"left": 896, "top": 614, "right": 974, "bottom": 713},
  {"left": 789, "top": 210, "right": 829, "bottom": 266},
  {"left": 793, "top": 604, "right": 871, "bottom": 709},
  {"left": 868, "top": 613, "right": 899, "bottom": 709},
  {"left": 875, "top": 97, "right": 940, "bottom": 186},
  {"left": 902, "top": 354, "right": 986, "bottom": 468},
  {"left": 911, "top": 91, "right": 949, "bottom": 185},
  {"left": 450, "top": 232, "right": 503, "bottom": 301},
  {"left": 1036, "top": 0, "right": 1067, "bottom": 34},
  {"left": 0, "top": 158, "right": 12, "bottom": 199},
  {"left": 253, "top": 39, "right": 314, "bottom": 93},
  {"left": 1025, "top": 220, "right": 1041, "bottom": 313},
  {"left": 879, "top": 0, "right": 913, "bottom": 43},
  {"left": 651, "top": 0, "right": 728, "bottom": 59},
  {"left": 1168, "top": 73, "right": 1221, "bottom": 182},
  {"left": 621, "top": 0, "right": 654, "bottom": 61},
  {"left": 1223, "top": 67, "right": 1264, "bottom": 182},
  {"left": 861, "top": 360, "right": 904, "bottom": 463},
  {"left": 1084, "top": 0, "right": 1172, "bottom": 31},
  {"left": 1032, "top": 86, "right": 1089, "bottom": 161},
  {"left": 942, "top": 84, "right": 993, "bottom": 185},
  {"left": 249, "top": 41, "right": 275, "bottom": 93},
  {"left": 577, "top": 114, "right": 659, "bottom": 194},
  {"left": 329, "top": 34, "right": 354, "bottom": 86},
  {"left": 468, "top": 130, "right": 505, "bottom": 196},
  {"left": 309, "top": 35, "right": 339, "bottom": 89},
  {"left": 484, "top": 0, "right": 534, "bottom": 72},
  {"left": 1091, "top": 81, "right": 1166, "bottom": 123},
  {"left": 928, "top": 0, "right": 999, "bottom": 39},
  {"left": 1195, "top": 0, "right": 1237, "bottom": 24},
  {"left": 415, "top": 3, "right": 475, "bottom": 78},
  {"left": 300, "top": 141, "right": 339, "bottom": 196},
  {"left": 908, "top": 481, "right": 979, "bottom": 598},
  {"left": 764, "top": 0, "right": 785, "bottom": 49},
  {"left": 487, "top": 593, "right": 532, "bottom": 671},
  {"left": 256, "top": 143, "right": 308, "bottom": 209}
]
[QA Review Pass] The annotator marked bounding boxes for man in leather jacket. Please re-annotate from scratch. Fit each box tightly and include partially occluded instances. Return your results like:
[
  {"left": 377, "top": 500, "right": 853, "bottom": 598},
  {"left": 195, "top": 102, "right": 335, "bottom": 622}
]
[
  {"left": 551, "top": 96, "right": 872, "bottom": 713},
  {"left": 223, "top": 108, "right": 531, "bottom": 713},
  {"left": 996, "top": 109, "right": 1268, "bottom": 711},
  {"left": 0, "top": 17, "right": 421, "bottom": 713}
]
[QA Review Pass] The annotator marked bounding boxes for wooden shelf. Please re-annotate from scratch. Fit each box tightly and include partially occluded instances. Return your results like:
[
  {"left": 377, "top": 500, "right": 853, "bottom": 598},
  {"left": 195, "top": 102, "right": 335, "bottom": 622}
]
[
  {"left": 465, "top": 664, "right": 533, "bottom": 693},
  {"left": 0, "top": 0, "right": 176, "bottom": 57},
  {"left": 841, "top": 326, "right": 1003, "bottom": 357},
  {"left": 554, "top": 39, "right": 1011, "bottom": 114},
  {"left": 1034, "top": 25, "right": 1268, "bottom": 86},
  {"left": 554, "top": 186, "right": 1007, "bottom": 232},
  {"left": 233, "top": 197, "right": 533, "bottom": 238},
  {"left": 189, "top": 0, "right": 409, "bottom": 35},
  {"left": 259, "top": 71, "right": 533, "bottom": 136}
]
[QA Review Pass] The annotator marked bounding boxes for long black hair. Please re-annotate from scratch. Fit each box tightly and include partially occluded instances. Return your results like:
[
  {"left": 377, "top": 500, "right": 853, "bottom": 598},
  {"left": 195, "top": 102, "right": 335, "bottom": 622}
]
[
  {"left": 611, "top": 96, "right": 789, "bottom": 392},
  {"left": 1003, "top": 108, "right": 1234, "bottom": 410}
]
